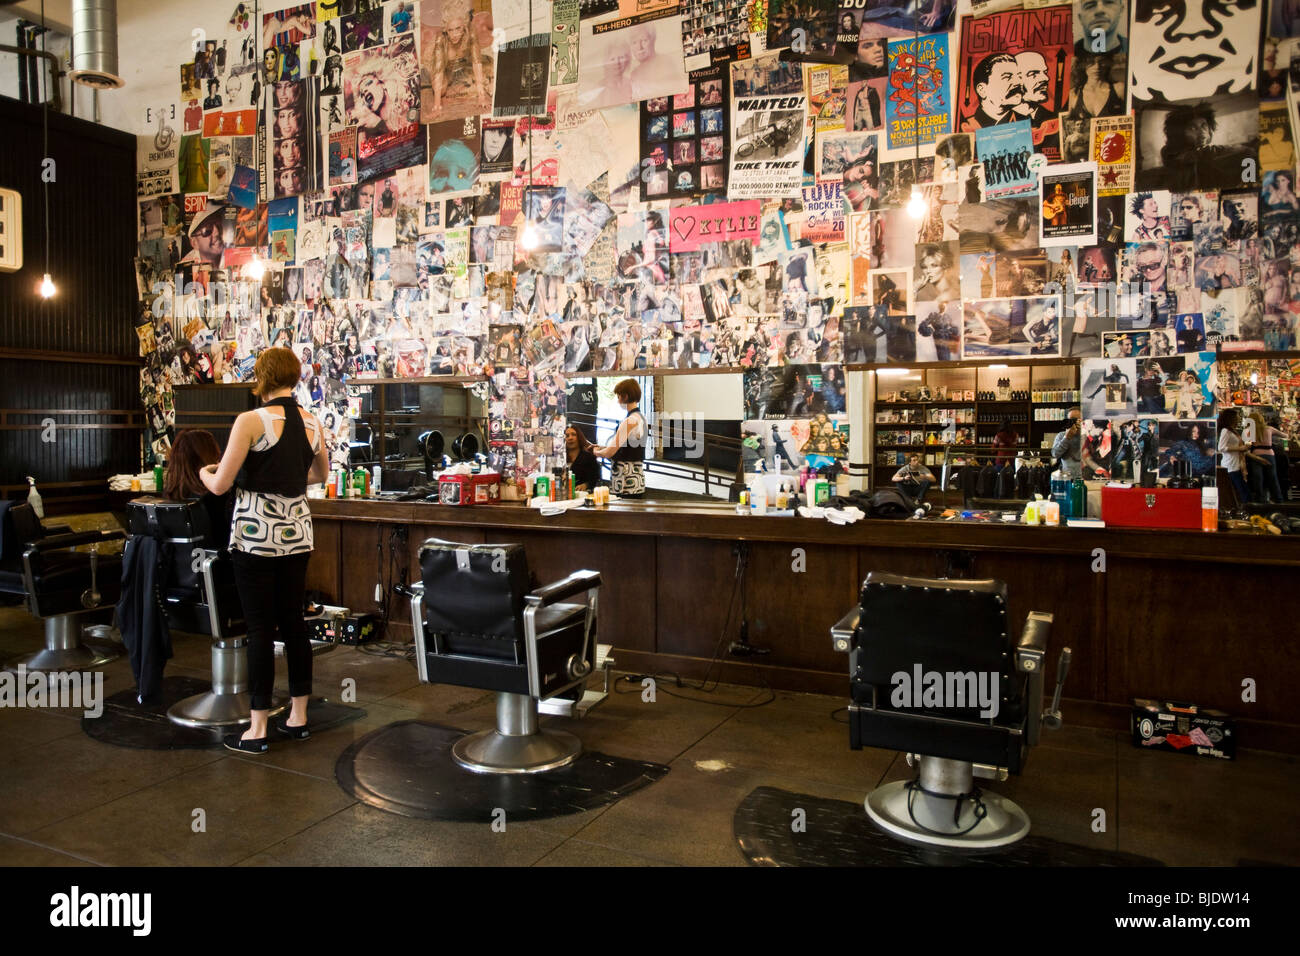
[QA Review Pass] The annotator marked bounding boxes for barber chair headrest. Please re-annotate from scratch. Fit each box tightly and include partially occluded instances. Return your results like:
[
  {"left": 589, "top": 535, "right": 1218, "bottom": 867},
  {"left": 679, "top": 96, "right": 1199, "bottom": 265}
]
[
  {"left": 856, "top": 572, "right": 1012, "bottom": 689},
  {"left": 418, "top": 539, "right": 532, "bottom": 641},
  {"left": 126, "top": 498, "right": 211, "bottom": 541}
]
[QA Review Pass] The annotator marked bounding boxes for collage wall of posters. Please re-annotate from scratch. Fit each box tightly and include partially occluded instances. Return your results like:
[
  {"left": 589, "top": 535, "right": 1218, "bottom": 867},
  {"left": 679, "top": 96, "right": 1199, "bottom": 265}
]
[{"left": 130, "top": 0, "right": 1300, "bottom": 485}]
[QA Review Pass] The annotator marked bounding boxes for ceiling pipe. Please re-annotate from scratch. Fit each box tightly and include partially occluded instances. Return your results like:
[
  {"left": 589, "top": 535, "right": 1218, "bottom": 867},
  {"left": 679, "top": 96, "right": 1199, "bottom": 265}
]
[{"left": 70, "top": 0, "right": 124, "bottom": 89}]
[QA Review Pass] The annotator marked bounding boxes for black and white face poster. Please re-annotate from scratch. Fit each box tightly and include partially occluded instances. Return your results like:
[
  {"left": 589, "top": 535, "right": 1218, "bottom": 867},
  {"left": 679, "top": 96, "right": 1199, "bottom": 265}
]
[
  {"left": 727, "top": 92, "right": 808, "bottom": 200},
  {"left": 1039, "top": 162, "right": 1098, "bottom": 246},
  {"left": 1128, "top": 0, "right": 1261, "bottom": 106}
]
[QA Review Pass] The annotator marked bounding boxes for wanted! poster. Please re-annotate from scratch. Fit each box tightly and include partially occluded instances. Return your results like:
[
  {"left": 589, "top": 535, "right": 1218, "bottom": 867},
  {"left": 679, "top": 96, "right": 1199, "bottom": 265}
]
[
  {"left": 639, "top": 61, "right": 730, "bottom": 200},
  {"left": 1091, "top": 114, "right": 1133, "bottom": 196},
  {"left": 577, "top": 6, "right": 689, "bottom": 110},
  {"left": 344, "top": 33, "right": 424, "bottom": 180},
  {"left": 1039, "top": 162, "right": 1097, "bottom": 247},
  {"left": 727, "top": 92, "right": 808, "bottom": 200},
  {"left": 956, "top": 6, "right": 1073, "bottom": 161},
  {"left": 881, "top": 32, "right": 953, "bottom": 162}
]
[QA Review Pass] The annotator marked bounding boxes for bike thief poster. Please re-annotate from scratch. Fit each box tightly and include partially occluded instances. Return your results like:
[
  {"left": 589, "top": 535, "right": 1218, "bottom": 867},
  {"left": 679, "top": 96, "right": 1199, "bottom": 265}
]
[{"left": 881, "top": 32, "right": 952, "bottom": 163}]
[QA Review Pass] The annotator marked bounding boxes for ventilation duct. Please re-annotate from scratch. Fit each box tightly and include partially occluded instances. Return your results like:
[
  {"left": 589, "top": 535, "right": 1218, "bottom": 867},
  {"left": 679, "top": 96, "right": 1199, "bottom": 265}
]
[{"left": 69, "top": 0, "right": 123, "bottom": 89}]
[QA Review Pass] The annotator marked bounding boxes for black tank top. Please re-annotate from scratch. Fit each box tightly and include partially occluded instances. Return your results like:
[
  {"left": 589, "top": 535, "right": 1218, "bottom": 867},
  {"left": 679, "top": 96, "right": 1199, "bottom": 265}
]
[
  {"left": 236, "top": 397, "right": 315, "bottom": 497},
  {"left": 612, "top": 409, "right": 646, "bottom": 463}
]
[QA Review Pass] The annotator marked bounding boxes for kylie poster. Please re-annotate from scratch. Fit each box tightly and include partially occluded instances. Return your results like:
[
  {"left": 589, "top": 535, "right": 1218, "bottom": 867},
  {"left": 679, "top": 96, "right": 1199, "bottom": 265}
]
[
  {"left": 957, "top": 6, "right": 1073, "bottom": 162},
  {"left": 882, "top": 32, "right": 953, "bottom": 162}
]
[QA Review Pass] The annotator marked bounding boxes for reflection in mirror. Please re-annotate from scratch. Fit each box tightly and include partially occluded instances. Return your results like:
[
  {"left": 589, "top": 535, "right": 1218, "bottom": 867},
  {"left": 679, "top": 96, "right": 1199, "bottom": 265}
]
[
  {"left": 565, "top": 368, "right": 855, "bottom": 503},
  {"left": 349, "top": 382, "right": 487, "bottom": 488}
]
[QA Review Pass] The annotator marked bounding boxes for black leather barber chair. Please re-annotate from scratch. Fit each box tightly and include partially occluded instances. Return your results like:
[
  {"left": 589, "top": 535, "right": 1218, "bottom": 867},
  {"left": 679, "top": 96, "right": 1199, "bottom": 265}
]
[
  {"left": 126, "top": 499, "right": 285, "bottom": 727},
  {"left": 831, "top": 572, "right": 1071, "bottom": 848},
  {"left": 409, "top": 539, "right": 599, "bottom": 774},
  {"left": 0, "top": 503, "right": 123, "bottom": 671}
]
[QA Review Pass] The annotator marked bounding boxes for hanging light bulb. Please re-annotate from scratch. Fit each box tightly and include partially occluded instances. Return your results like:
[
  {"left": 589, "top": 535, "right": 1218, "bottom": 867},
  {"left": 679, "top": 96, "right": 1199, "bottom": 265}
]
[
  {"left": 906, "top": 187, "right": 926, "bottom": 220},
  {"left": 38, "top": 273, "right": 56, "bottom": 298},
  {"left": 246, "top": 254, "right": 265, "bottom": 280},
  {"left": 521, "top": 222, "right": 539, "bottom": 250}
]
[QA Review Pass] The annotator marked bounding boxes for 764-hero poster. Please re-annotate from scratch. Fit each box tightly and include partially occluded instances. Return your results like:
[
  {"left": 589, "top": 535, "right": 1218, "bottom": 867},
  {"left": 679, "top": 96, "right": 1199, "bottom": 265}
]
[{"left": 957, "top": 5, "right": 1073, "bottom": 162}]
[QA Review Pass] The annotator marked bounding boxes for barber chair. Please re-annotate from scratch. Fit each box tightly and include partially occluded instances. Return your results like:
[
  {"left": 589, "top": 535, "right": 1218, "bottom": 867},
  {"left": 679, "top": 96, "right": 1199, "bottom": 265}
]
[
  {"left": 0, "top": 503, "right": 123, "bottom": 671},
  {"left": 126, "top": 499, "right": 285, "bottom": 727},
  {"left": 409, "top": 539, "right": 599, "bottom": 774},
  {"left": 831, "top": 572, "right": 1071, "bottom": 849}
]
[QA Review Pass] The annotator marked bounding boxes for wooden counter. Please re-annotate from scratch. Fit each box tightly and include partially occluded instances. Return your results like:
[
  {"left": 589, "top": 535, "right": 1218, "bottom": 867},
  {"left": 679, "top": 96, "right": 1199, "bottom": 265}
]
[{"left": 308, "top": 498, "right": 1300, "bottom": 753}]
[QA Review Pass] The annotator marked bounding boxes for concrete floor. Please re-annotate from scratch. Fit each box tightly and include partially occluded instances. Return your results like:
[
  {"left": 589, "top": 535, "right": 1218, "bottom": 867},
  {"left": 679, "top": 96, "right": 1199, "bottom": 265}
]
[{"left": 1, "top": 605, "right": 1297, "bottom": 867}]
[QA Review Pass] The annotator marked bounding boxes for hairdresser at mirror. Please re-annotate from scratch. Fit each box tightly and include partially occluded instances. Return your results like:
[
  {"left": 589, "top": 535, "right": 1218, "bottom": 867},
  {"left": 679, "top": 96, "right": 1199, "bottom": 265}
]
[
  {"left": 200, "top": 348, "right": 330, "bottom": 754},
  {"left": 592, "top": 378, "right": 647, "bottom": 498}
]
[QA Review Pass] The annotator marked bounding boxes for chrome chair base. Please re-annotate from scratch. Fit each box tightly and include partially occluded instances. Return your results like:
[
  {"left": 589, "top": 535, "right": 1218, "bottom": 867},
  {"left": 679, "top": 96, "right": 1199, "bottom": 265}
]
[
  {"left": 865, "top": 780, "right": 1031, "bottom": 849},
  {"left": 451, "top": 727, "right": 582, "bottom": 775},
  {"left": 167, "top": 692, "right": 287, "bottom": 729},
  {"left": 6, "top": 615, "right": 119, "bottom": 672}
]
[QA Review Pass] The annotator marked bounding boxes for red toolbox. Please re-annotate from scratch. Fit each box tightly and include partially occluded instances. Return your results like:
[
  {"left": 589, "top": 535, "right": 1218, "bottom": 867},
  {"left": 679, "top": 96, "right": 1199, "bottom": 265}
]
[
  {"left": 1100, "top": 486, "right": 1201, "bottom": 530},
  {"left": 437, "top": 472, "right": 501, "bottom": 506}
]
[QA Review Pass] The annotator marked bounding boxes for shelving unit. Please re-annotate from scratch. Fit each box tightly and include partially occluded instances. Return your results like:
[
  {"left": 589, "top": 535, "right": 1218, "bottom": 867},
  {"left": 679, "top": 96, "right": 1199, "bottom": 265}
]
[{"left": 871, "top": 362, "right": 1080, "bottom": 497}]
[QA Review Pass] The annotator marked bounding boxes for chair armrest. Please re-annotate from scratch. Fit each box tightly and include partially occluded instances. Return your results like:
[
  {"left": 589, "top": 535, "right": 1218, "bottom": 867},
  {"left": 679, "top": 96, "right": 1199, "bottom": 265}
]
[
  {"left": 25, "top": 529, "right": 125, "bottom": 554},
  {"left": 1017, "top": 611, "right": 1052, "bottom": 748},
  {"left": 525, "top": 569, "right": 601, "bottom": 607},
  {"left": 830, "top": 606, "right": 860, "bottom": 653},
  {"left": 42, "top": 524, "right": 74, "bottom": 537}
]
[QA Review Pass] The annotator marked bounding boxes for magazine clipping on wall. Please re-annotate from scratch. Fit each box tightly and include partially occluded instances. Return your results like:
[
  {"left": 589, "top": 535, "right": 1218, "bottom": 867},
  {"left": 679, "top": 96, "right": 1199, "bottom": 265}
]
[
  {"left": 420, "top": 0, "right": 495, "bottom": 123},
  {"left": 343, "top": 34, "right": 424, "bottom": 180},
  {"left": 577, "top": 5, "right": 689, "bottom": 110},
  {"left": 956, "top": 5, "right": 1073, "bottom": 161},
  {"left": 639, "top": 60, "right": 732, "bottom": 200},
  {"left": 1039, "top": 162, "right": 1098, "bottom": 247}
]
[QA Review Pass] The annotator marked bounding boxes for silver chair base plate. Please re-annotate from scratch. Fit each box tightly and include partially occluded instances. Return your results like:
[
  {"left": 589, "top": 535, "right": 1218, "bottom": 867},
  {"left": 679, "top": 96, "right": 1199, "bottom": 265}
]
[
  {"left": 865, "top": 780, "right": 1031, "bottom": 849},
  {"left": 6, "top": 643, "right": 119, "bottom": 672},
  {"left": 451, "top": 728, "right": 582, "bottom": 775},
  {"left": 167, "top": 692, "right": 288, "bottom": 729}
]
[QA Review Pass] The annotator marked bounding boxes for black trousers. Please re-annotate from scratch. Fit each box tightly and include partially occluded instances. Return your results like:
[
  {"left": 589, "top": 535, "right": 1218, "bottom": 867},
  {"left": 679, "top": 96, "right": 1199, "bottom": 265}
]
[{"left": 231, "top": 550, "right": 312, "bottom": 711}]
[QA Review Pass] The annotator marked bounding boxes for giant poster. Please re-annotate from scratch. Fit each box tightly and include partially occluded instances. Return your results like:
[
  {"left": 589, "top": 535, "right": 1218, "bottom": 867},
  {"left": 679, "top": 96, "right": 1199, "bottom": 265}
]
[{"left": 957, "top": 5, "right": 1073, "bottom": 162}]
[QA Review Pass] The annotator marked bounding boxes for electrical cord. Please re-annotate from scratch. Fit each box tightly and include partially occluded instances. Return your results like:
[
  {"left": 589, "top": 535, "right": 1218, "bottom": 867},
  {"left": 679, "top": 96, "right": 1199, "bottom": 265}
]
[{"left": 612, "top": 542, "right": 774, "bottom": 709}]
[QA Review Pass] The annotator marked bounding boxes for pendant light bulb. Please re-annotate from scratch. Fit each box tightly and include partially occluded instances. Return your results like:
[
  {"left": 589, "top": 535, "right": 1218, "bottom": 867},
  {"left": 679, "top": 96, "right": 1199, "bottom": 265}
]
[
  {"left": 521, "top": 222, "right": 539, "bottom": 250},
  {"left": 38, "top": 273, "right": 56, "bottom": 298},
  {"left": 247, "top": 255, "right": 265, "bottom": 280},
  {"left": 906, "top": 187, "right": 926, "bottom": 220}
]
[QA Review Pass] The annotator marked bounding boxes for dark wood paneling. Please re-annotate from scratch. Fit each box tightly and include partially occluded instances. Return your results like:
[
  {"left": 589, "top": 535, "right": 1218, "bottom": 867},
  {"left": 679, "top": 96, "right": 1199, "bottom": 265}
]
[
  {"left": 1106, "top": 558, "right": 1300, "bottom": 725},
  {"left": 307, "top": 501, "right": 1300, "bottom": 751},
  {"left": 507, "top": 529, "right": 656, "bottom": 653},
  {"left": 0, "top": 98, "right": 140, "bottom": 500},
  {"left": 304, "top": 519, "right": 340, "bottom": 599}
]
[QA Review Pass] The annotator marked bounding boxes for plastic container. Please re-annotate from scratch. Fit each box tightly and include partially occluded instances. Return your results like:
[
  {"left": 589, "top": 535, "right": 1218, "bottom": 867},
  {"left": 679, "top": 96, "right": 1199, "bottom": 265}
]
[{"left": 1201, "top": 486, "right": 1218, "bottom": 532}]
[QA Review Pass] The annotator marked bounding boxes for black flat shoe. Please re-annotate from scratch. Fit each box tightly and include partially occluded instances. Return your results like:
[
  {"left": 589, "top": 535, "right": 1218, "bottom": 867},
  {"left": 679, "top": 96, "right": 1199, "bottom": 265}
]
[
  {"left": 273, "top": 717, "right": 310, "bottom": 740},
  {"left": 223, "top": 734, "right": 268, "bottom": 754}
]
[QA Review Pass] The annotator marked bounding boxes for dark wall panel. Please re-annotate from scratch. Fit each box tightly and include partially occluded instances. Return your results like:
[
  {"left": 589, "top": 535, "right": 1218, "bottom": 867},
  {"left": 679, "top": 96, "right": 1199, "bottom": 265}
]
[{"left": 0, "top": 97, "right": 140, "bottom": 496}]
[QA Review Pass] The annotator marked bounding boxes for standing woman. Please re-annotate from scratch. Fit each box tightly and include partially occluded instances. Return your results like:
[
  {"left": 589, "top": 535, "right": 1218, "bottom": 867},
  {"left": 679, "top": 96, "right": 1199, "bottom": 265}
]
[
  {"left": 200, "top": 348, "right": 330, "bottom": 753},
  {"left": 593, "top": 378, "right": 647, "bottom": 498}
]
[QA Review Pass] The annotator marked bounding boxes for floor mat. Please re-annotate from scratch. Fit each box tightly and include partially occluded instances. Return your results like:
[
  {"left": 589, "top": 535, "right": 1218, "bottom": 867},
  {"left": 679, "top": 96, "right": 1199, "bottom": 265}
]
[
  {"left": 81, "top": 676, "right": 365, "bottom": 750},
  {"left": 336, "top": 719, "right": 669, "bottom": 822},
  {"left": 734, "top": 786, "right": 1162, "bottom": 866}
]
